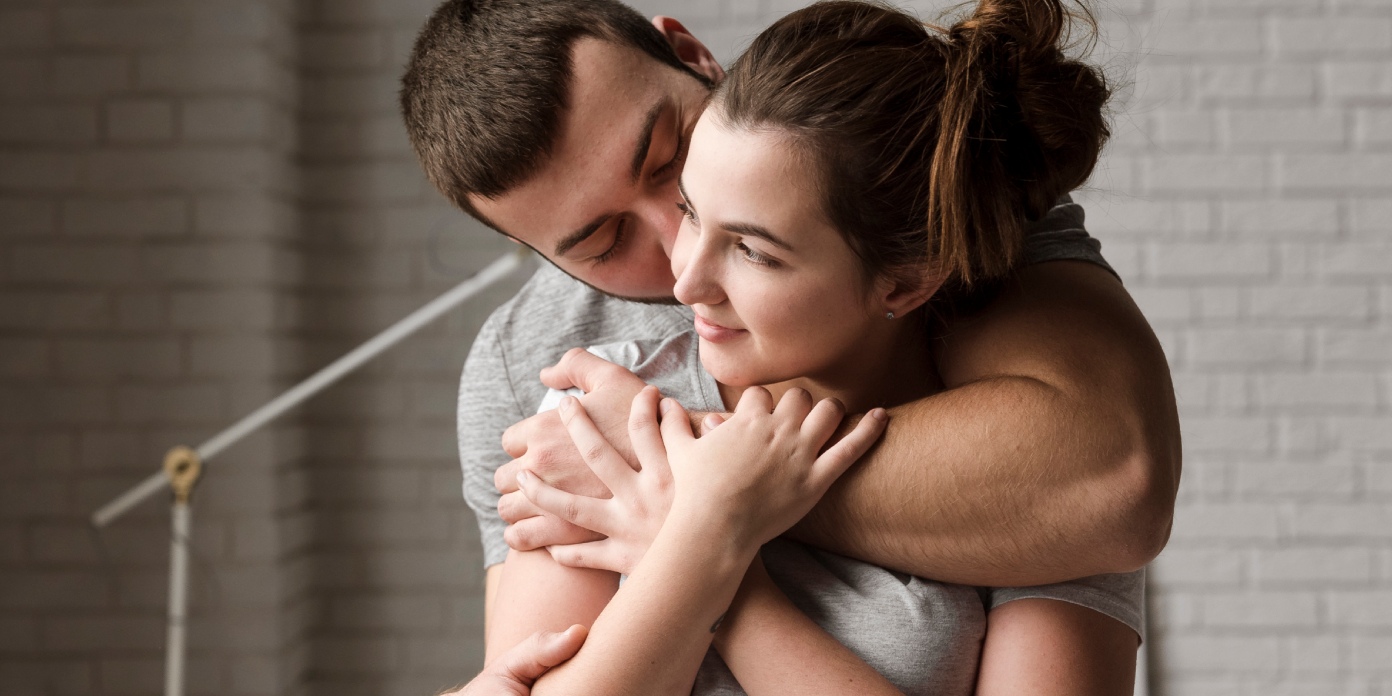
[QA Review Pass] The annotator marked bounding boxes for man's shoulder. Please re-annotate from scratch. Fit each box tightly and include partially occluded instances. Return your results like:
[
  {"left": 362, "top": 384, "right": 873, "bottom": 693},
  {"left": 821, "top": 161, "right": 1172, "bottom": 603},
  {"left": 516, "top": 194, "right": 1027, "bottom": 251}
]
[{"left": 473, "top": 262, "right": 691, "bottom": 387}]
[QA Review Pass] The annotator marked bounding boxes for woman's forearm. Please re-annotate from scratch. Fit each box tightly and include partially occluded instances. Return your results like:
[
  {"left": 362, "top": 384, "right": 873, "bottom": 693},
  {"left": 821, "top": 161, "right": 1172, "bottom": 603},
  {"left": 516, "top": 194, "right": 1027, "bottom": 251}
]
[
  {"left": 530, "top": 508, "right": 757, "bottom": 696},
  {"left": 714, "top": 558, "right": 903, "bottom": 695}
]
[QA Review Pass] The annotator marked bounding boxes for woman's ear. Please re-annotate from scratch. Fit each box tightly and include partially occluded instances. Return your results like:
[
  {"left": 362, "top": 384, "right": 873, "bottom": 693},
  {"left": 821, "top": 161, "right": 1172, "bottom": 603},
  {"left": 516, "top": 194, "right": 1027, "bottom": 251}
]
[
  {"left": 651, "top": 16, "right": 726, "bottom": 84},
  {"left": 876, "top": 265, "right": 946, "bottom": 319}
]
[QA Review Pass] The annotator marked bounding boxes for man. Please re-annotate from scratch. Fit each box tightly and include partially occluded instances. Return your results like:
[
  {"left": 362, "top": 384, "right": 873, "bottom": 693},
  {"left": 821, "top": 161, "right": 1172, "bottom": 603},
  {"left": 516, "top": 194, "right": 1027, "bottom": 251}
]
[{"left": 400, "top": 0, "right": 1180, "bottom": 682}]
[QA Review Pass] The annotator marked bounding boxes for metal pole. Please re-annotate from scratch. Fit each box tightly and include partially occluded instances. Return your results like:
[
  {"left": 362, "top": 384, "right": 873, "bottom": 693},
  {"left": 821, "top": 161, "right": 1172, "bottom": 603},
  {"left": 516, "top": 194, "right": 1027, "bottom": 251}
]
[
  {"left": 91, "top": 249, "right": 529, "bottom": 528},
  {"left": 165, "top": 500, "right": 190, "bottom": 696}
]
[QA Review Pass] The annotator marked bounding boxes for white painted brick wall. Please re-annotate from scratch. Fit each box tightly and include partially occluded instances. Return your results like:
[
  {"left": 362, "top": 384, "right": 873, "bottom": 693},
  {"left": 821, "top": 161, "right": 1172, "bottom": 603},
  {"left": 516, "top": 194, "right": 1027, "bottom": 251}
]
[{"left": 3, "top": 0, "right": 1390, "bottom": 694}]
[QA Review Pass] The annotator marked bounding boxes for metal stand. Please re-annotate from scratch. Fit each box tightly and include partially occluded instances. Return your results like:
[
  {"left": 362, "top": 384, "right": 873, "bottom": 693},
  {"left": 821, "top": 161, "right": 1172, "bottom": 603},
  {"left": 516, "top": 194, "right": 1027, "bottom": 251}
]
[
  {"left": 89, "top": 249, "right": 529, "bottom": 696},
  {"left": 162, "top": 447, "right": 200, "bottom": 696}
]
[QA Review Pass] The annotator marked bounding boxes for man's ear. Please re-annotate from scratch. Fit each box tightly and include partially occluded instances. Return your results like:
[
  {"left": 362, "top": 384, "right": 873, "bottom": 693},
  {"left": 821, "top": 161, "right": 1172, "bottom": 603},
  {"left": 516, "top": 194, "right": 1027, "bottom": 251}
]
[{"left": 651, "top": 16, "right": 725, "bottom": 84}]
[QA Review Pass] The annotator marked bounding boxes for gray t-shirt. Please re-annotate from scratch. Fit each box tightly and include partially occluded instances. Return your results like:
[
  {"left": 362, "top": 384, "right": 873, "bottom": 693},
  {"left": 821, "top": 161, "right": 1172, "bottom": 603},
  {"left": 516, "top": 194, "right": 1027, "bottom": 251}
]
[
  {"left": 458, "top": 196, "right": 1114, "bottom": 570},
  {"left": 549, "top": 332, "right": 1141, "bottom": 694}
]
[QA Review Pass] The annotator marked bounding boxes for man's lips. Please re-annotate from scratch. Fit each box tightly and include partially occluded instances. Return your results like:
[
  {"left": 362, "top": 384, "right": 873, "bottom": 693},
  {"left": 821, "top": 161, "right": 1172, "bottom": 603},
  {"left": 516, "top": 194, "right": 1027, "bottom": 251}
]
[{"left": 693, "top": 314, "right": 746, "bottom": 343}]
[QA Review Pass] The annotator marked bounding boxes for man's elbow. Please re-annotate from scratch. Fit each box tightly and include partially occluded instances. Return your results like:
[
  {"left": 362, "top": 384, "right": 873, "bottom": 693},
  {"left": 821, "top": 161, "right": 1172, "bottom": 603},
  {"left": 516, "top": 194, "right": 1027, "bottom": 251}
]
[{"left": 1104, "top": 436, "right": 1180, "bottom": 573}]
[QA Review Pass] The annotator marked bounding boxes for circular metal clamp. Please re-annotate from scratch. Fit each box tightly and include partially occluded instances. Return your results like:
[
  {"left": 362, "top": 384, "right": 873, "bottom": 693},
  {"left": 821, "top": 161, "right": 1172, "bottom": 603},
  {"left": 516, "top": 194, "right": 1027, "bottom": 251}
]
[{"left": 163, "top": 446, "right": 202, "bottom": 504}]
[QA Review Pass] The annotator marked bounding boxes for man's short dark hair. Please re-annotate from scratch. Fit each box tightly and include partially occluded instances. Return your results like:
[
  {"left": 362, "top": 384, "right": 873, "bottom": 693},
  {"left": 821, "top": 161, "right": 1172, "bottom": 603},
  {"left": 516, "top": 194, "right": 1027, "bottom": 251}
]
[{"left": 401, "top": 0, "right": 704, "bottom": 222}]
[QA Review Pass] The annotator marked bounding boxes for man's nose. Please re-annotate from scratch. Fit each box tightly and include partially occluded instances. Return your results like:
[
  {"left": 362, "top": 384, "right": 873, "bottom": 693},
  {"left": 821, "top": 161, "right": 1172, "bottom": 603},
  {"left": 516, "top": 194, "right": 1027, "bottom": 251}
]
[{"left": 634, "top": 188, "right": 684, "bottom": 254}]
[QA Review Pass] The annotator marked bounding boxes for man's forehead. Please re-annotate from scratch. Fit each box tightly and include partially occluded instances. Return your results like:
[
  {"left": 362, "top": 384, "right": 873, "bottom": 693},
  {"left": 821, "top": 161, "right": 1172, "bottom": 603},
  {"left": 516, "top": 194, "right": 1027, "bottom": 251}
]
[{"left": 470, "top": 39, "right": 686, "bottom": 247}]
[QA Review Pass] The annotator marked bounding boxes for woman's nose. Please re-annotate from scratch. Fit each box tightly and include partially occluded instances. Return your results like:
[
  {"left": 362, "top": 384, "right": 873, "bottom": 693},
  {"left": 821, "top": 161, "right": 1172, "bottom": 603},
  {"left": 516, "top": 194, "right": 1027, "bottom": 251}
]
[{"left": 672, "top": 234, "right": 722, "bottom": 308}]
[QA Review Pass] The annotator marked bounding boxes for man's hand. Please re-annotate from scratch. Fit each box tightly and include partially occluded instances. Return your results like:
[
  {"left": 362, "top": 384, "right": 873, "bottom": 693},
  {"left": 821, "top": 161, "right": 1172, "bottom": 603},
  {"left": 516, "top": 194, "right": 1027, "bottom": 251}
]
[
  {"left": 495, "top": 349, "right": 647, "bottom": 551},
  {"left": 441, "top": 625, "right": 587, "bottom": 696}
]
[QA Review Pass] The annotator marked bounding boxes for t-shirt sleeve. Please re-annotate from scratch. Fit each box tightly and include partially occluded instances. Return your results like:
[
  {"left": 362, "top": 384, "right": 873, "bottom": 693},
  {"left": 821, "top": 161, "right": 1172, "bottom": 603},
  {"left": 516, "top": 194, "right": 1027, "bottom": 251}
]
[
  {"left": 1022, "top": 194, "right": 1119, "bottom": 281},
  {"left": 457, "top": 317, "right": 529, "bottom": 569},
  {"left": 982, "top": 567, "right": 1147, "bottom": 641}
]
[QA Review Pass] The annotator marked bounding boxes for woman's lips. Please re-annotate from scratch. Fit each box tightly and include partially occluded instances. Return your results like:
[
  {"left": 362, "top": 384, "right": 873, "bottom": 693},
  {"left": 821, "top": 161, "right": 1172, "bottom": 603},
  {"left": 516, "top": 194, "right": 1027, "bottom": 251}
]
[{"left": 694, "top": 314, "right": 746, "bottom": 343}]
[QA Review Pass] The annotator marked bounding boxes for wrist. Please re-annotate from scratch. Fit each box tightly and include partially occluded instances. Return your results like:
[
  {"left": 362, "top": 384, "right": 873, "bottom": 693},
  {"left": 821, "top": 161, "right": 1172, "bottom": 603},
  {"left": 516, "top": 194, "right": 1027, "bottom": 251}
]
[{"left": 660, "top": 503, "right": 761, "bottom": 570}]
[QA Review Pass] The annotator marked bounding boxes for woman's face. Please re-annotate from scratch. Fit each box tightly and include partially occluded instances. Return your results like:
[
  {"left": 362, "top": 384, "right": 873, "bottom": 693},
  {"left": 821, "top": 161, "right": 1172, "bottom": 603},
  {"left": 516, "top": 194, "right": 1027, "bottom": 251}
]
[{"left": 670, "top": 111, "right": 889, "bottom": 388}]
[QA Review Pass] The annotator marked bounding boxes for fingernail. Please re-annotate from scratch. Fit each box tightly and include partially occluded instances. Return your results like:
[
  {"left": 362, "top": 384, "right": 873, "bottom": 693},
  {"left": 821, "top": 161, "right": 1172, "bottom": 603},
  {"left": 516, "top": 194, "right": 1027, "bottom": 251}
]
[
  {"left": 661, "top": 398, "right": 675, "bottom": 414},
  {"left": 559, "top": 396, "right": 574, "bottom": 414},
  {"left": 516, "top": 470, "right": 532, "bottom": 485},
  {"left": 869, "top": 408, "right": 887, "bottom": 421}
]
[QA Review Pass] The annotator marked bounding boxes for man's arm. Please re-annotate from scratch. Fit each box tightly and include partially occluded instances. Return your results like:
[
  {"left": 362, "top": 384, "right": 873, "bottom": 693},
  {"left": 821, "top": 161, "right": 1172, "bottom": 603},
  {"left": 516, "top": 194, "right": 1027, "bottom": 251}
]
[{"left": 788, "top": 260, "right": 1181, "bottom": 585}]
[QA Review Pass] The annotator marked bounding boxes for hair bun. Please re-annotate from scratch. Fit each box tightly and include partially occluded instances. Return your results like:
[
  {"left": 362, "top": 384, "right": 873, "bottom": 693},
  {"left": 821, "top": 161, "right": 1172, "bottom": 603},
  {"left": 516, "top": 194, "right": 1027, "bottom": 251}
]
[{"left": 944, "top": 0, "right": 1111, "bottom": 220}]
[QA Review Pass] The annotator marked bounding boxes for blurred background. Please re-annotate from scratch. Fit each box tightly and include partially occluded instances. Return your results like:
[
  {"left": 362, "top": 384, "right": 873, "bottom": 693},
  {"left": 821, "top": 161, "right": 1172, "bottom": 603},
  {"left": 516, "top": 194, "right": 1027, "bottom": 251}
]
[{"left": 1, "top": 0, "right": 1389, "bottom": 694}]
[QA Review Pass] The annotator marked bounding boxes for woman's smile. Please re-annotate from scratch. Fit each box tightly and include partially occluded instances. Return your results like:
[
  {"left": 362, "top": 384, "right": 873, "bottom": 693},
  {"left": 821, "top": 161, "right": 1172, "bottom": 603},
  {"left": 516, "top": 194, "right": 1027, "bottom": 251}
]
[{"left": 693, "top": 313, "right": 746, "bottom": 343}]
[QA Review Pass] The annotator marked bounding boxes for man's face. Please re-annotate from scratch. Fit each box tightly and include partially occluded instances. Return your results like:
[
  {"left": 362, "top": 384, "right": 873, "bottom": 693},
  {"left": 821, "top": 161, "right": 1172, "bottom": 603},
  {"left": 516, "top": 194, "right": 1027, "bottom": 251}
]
[{"left": 469, "top": 36, "right": 715, "bottom": 302}]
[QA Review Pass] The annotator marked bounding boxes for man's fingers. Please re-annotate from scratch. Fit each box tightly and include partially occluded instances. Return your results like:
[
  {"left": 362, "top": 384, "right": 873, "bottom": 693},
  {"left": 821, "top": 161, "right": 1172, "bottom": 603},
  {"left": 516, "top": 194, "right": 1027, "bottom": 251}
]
[
  {"left": 628, "top": 387, "right": 668, "bottom": 473},
  {"left": 800, "top": 397, "right": 847, "bottom": 447},
  {"left": 536, "top": 624, "right": 588, "bottom": 667},
  {"left": 499, "top": 625, "right": 589, "bottom": 685},
  {"left": 559, "top": 397, "right": 637, "bottom": 493},
  {"left": 517, "top": 470, "right": 610, "bottom": 535},
  {"left": 658, "top": 398, "right": 696, "bottom": 446},
  {"left": 540, "top": 348, "right": 625, "bottom": 393},
  {"left": 497, "top": 490, "right": 542, "bottom": 525},
  {"left": 814, "top": 407, "right": 888, "bottom": 484},
  {"left": 494, "top": 459, "right": 521, "bottom": 495},
  {"left": 500, "top": 414, "right": 546, "bottom": 459}
]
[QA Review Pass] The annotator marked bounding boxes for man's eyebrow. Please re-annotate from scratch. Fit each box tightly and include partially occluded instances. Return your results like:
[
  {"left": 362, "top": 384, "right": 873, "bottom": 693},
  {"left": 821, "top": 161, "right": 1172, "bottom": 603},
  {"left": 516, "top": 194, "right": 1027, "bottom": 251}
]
[
  {"left": 630, "top": 101, "right": 664, "bottom": 184},
  {"left": 678, "top": 179, "right": 793, "bottom": 252},
  {"left": 553, "top": 212, "right": 613, "bottom": 258}
]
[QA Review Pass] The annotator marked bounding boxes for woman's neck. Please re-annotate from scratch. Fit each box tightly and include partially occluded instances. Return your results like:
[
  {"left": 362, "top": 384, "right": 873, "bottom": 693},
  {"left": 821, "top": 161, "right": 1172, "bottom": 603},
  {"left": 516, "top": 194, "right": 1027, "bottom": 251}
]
[{"left": 715, "top": 314, "right": 942, "bottom": 415}]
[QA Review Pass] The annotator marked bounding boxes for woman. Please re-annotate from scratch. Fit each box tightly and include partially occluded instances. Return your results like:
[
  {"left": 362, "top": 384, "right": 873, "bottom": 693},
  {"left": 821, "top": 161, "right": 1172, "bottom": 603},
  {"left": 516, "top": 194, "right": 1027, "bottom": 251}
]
[{"left": 491, "top": 0, "right": 1142, "bottom": 693}]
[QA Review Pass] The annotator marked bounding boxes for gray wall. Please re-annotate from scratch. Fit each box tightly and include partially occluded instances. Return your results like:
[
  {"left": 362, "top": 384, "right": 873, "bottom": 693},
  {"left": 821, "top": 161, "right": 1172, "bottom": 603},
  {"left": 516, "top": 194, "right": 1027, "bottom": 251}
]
[{"left": 1, "top": 0, "right": 1389, "bottom": 694}]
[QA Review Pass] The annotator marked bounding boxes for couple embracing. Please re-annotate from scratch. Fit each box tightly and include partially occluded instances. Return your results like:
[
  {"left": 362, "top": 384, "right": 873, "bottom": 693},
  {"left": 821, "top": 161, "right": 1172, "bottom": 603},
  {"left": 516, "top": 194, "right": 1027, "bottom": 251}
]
[{"left": 401, "top": 0, "right": 1181, "bottom": 693}]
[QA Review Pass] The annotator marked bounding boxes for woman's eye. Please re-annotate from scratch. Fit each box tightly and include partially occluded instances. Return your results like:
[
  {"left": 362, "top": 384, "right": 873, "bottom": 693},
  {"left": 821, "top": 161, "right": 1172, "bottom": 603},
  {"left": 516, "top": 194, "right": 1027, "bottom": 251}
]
[
  {"left": 676, "top": 201, "right": 697, "bottom": 224},
  {"left": 737, "top": 242, "right": 778, "bottom": 268}
]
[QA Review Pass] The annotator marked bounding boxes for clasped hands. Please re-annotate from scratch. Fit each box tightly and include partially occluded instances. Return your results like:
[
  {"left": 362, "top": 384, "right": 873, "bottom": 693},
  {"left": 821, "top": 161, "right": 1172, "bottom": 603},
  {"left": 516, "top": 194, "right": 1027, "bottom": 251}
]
[{"left": 494, "top": 348, "right": 887, "bottom": 575}]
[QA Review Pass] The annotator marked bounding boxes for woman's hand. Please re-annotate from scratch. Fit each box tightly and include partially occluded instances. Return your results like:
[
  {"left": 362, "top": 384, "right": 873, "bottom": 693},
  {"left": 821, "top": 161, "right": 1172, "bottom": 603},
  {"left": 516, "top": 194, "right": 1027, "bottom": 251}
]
[
  {"left": 520, "top": 385, "right": 889, "bottom": 570},
  {"left": 660, "top": 386, "right": 888, "bottom": 551},
  {"left": 516, "top": 386, "right": 677, "bottom": 575}
]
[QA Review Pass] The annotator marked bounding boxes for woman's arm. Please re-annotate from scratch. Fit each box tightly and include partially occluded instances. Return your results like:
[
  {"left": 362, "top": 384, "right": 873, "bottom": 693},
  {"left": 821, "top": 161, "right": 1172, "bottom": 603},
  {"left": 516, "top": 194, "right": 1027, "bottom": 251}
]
[
  {"left": 713, "top": 557, "right": 904, "bottom": 695},
  {"left": 512, "top": 387, "right": 890, "bottom": 694},
  {"left": 975, "top": 599, "right": 1139, "bottom": 696}
]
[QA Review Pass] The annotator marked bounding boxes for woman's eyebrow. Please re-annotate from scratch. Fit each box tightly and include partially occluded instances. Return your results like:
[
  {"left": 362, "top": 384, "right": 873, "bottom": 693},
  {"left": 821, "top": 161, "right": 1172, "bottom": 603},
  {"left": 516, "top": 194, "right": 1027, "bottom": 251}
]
[
  {"left": 720, "top": 222, "right": 792, "bottom": 251},
  {"left": 677, "top": 179, "right": 792, "bottom": 251}
]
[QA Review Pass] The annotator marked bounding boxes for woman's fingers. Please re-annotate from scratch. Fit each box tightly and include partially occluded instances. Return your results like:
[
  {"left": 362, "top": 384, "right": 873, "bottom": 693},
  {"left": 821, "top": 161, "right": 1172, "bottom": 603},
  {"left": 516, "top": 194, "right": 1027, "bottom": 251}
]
[
  {"left": 546, "top": 539, "right": 627, "bottom": 573},
  {"left": 799, "top": 397, "right": 847, "bottom": 446},
  {"left": 516, "top": 469, "right": 612, "bottom": 536},
  {"left": 773, "top": 387, "right": 814, "bottom": 422},
  {"left": 813, "top": 407, "right": 888, "bottom": 485},
  {"left": 627, "top": 386, "right": 668, "bottom": 474},
  {"left": 557, "top": 397, "right": 635, "bottom": 496},
  {"left": 734, "top": 385, "right": 774, "bottom": 414}
]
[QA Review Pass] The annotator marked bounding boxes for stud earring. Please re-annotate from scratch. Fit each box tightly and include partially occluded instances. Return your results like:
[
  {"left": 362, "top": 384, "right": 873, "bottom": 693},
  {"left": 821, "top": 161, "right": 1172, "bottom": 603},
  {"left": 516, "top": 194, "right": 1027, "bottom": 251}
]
[{"left": 886, "top": 311, "right": 895, "bottom": 320}]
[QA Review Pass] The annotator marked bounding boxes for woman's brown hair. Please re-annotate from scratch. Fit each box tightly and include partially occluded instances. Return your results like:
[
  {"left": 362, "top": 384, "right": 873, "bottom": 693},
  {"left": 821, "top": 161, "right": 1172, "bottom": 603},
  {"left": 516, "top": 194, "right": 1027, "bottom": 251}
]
[{"left": 714, "top": 0, "right": 1111, "bottom": 290}]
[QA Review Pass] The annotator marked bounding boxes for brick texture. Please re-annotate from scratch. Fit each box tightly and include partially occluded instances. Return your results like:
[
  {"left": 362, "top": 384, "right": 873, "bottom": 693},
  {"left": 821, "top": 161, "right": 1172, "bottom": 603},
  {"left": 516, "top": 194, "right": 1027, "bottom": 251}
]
[{"left": 3, "top": 0, "right": 1390, "bottom": 695}]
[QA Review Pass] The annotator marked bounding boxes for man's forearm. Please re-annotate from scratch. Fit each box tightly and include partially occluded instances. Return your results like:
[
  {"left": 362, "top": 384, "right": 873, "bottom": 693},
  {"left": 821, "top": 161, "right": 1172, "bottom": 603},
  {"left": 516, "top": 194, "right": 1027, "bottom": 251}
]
[{"left": 788, "top": 262, "right": 1181, "bottom": 586}]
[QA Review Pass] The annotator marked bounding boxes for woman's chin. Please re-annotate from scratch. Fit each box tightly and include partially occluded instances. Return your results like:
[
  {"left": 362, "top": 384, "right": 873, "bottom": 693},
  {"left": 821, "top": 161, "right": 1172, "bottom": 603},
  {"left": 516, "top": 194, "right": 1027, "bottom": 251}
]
[{"left": 699, "top": 354, "right": 766, "bottom": 388}]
